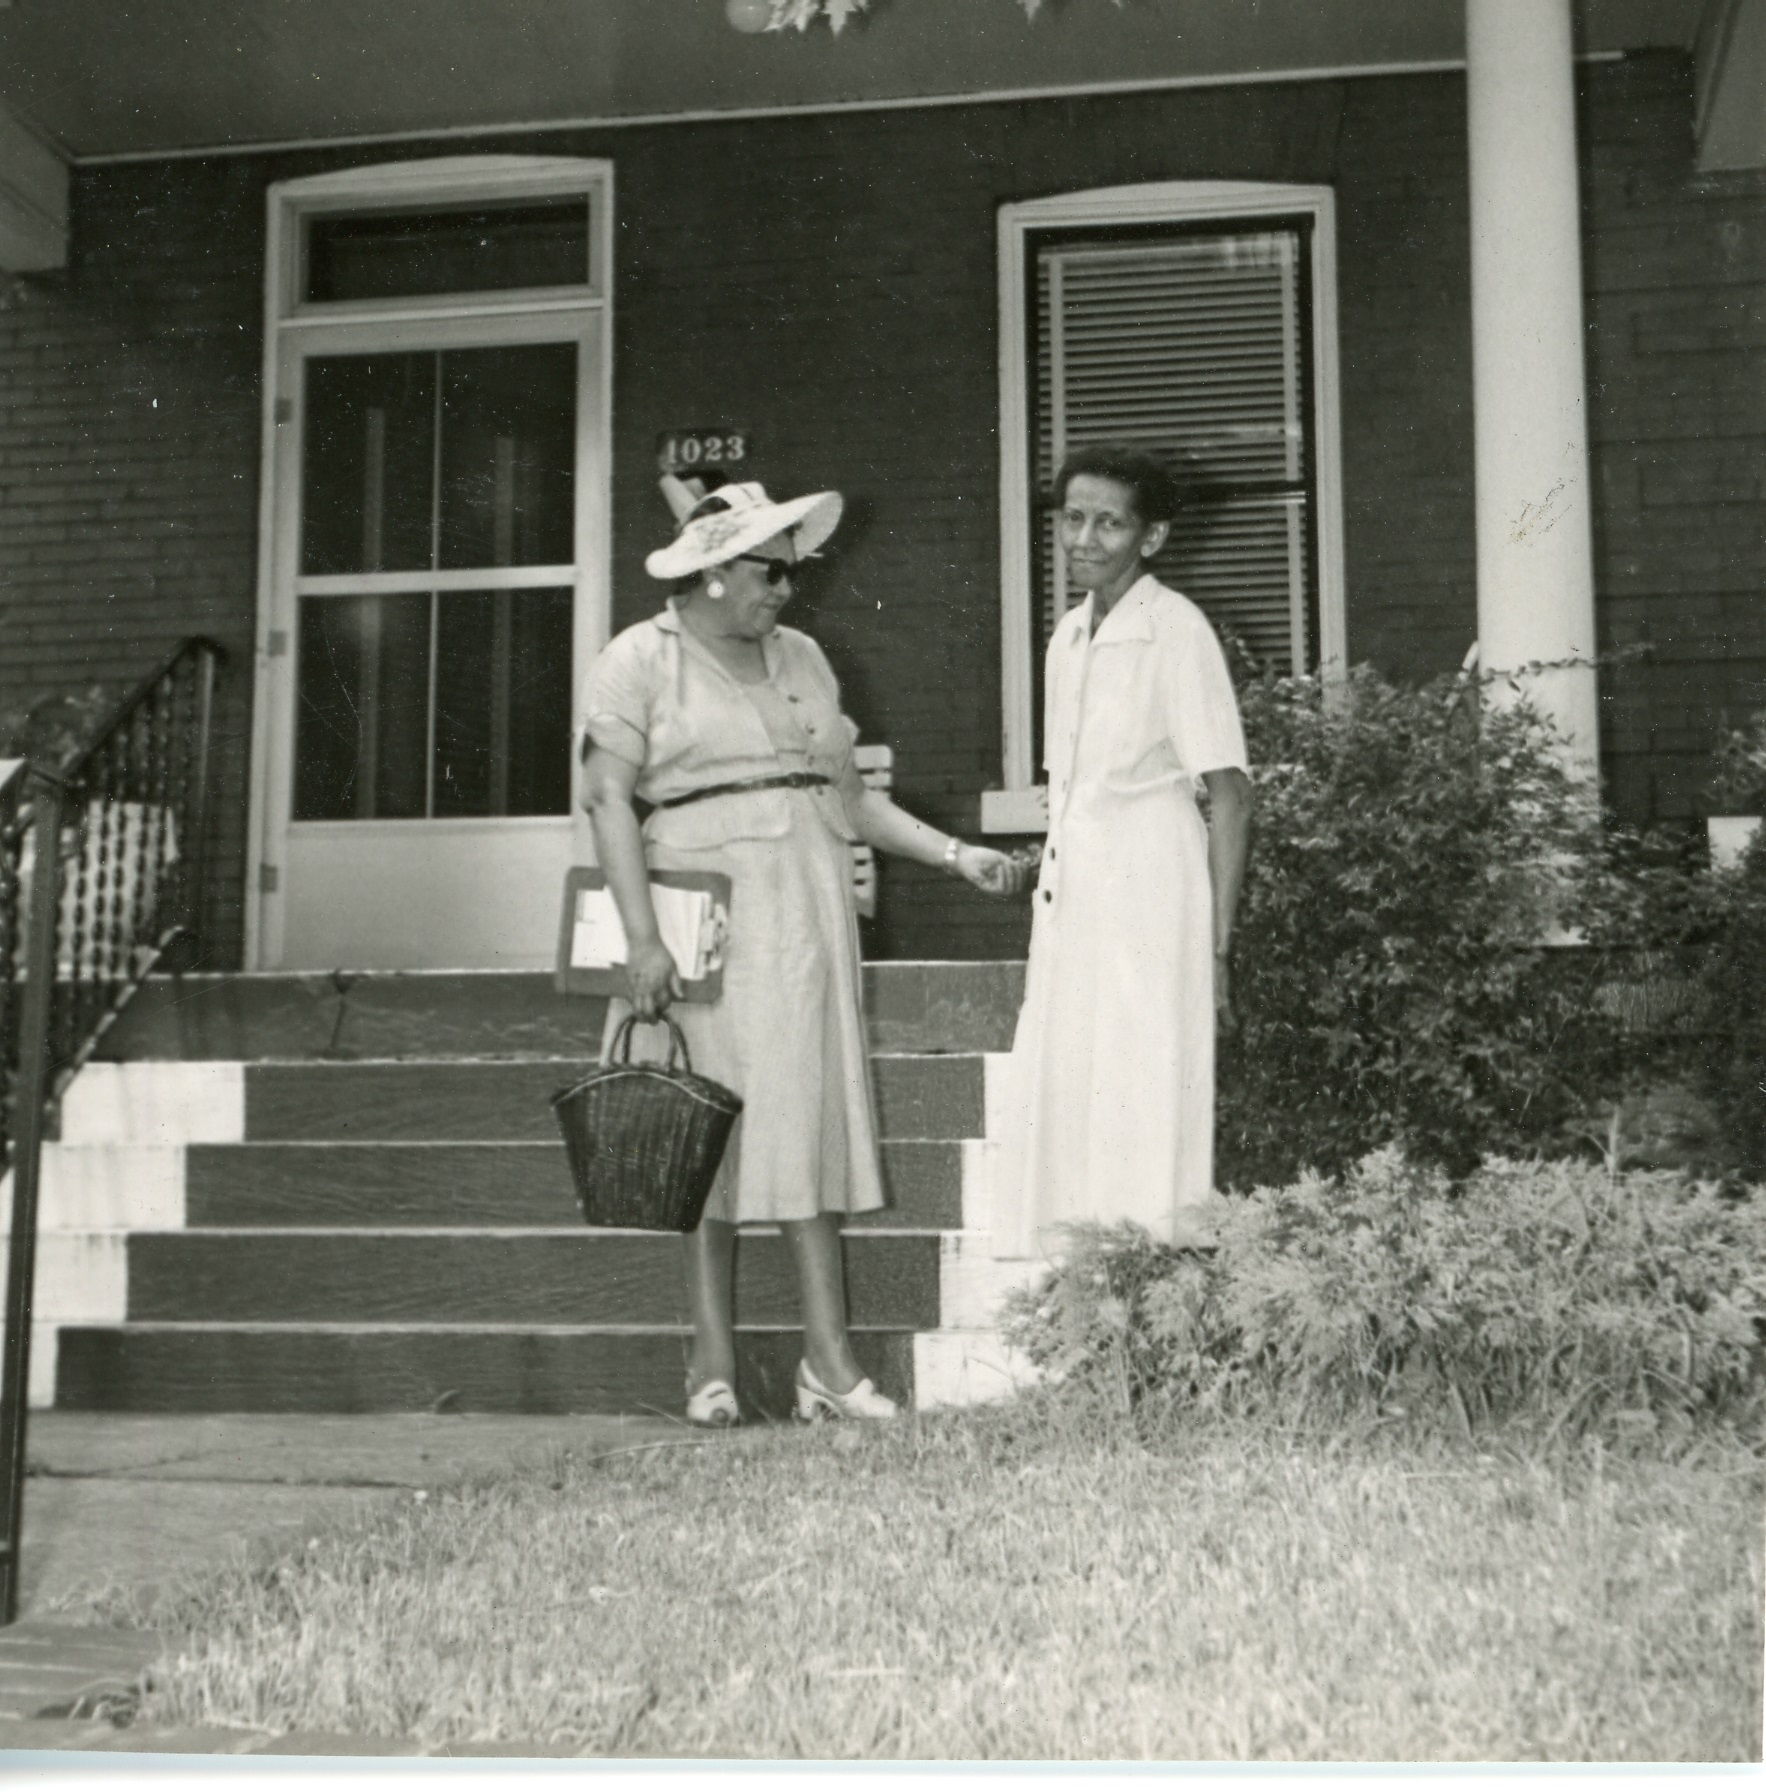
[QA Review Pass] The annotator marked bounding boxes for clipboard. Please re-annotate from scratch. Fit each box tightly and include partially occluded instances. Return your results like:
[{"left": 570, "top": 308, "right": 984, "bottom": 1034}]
[{"left": 554, "top": 867, "right": 732, "bottom": 1001}]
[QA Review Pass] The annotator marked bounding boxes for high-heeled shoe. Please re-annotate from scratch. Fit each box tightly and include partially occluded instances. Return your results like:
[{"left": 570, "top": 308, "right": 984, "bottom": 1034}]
[
  {"left": 794, "top": 1359, "right": 899, "bottom": 1423},
  {"left": 685, "top": 1378, "right": 740, "bottom": 1428}
]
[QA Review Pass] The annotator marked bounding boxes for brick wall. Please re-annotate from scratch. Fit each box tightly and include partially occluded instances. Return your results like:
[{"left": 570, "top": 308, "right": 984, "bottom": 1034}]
[
  {"left": 0, "top": 159, "right": 265, "bottom": 959},
  {"left": 1, "top": 53, "right": 1758, "bottom": 964},
  {"left": 1333, "top": 76, "right": 1479, "bottom": 679},
  {"left": 1582, "top": 54, "right": 1766, "bottom": 821}
]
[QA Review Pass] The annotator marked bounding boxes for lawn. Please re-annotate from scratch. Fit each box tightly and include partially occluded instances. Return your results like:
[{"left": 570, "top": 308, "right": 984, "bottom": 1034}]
[{"left": 127, "top": 1399, "right": 1763, "bottom": 1761}]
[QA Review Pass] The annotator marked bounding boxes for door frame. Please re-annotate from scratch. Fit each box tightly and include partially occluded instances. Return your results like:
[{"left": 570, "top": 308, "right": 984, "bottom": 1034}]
[{"left": 245, "top": 155, "right": 613, "bottom": 970}]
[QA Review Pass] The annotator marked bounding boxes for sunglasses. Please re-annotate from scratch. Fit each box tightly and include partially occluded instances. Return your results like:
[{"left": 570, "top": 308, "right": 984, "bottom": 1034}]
[{"left": 733, "top": 553, "right": 810, "bottom": 586}]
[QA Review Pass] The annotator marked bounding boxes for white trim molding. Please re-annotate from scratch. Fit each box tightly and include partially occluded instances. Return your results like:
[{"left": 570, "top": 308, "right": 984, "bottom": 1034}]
[
  {"left": 74, "top": 55, "right": 1625, "bottom": 171},
  {"left": 0, "top": 100, "right": 68, "bottom": 273},
  {"left": 988, "top": 179, "right": 1348, "bottom": 824}
]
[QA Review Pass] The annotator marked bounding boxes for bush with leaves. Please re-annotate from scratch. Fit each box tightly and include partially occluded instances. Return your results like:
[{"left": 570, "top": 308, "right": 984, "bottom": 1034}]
[
  {"left": 1000, "top": 1150, "right": 1766, "bottom": 1448},
  {"left": 1705, "top": 709, "right": 1766, "bottom": 817},
  {"left": 1567, "top": 807, "right": 1766, "bottom": 1183},
  {"left": 1701, "top": 827, "right": 1766, "bottom": 1179},
  {"left": 1219, "top": 665, "right": 1613, "bottom": 1188},
  {"left": 0, "top": 684, "right": 116, "bottom": 771}
]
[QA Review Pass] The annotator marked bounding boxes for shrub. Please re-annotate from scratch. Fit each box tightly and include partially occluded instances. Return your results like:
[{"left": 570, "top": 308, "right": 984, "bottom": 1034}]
[
  {"left": 1220, "top": 665, "right": 1611, "bottom": 1188},
  {"left": 1705, "top": 710, "right": 1766, "bottom": 817},
  {"left": 0, "top": 684, "right": 116, "bottom": 770},
  {"left": 1700, "top": 827, "right": 1766, "bottom": 1180},
  {"left": 1570, "top": 813, "right": 1766, "bottom": 1184},
  {"left": 1000, "top": 1151, "right": 1766, "bottom": 1448}
]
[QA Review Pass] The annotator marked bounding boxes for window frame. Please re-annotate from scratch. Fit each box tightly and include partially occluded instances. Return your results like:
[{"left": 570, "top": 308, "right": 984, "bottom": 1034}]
[
  {"left": 273, "top": 154, "right": 610, "bottom": 324},
  {"left": 986, "top": 180, "right": 1346, "bottom": 833}
]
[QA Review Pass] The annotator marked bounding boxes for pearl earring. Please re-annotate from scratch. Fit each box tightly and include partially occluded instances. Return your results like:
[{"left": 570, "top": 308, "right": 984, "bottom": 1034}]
[{"left": 707, "top": 579, "right": 726, "bottom": 599}]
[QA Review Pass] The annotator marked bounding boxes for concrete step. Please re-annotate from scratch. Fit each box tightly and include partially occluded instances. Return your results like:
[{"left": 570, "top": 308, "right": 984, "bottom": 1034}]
[
  {"left": 53, "top": 1324, "right": 917, "bottom": 1419},
  {"left": 122, "top": 1230, "right": 943, "bottom": 1328},
  {"left": 55, "top": 1052, "right": 997, "bottom": 1148},
  {"left": 184, "top": 1139, "right": 965, "bottom": 1231},
  {"left": 234, "top": 1055, "right": 986, "bottom": 1145},
  {"left": 96, "top": 963, "right": 1026, "bottom": 1064}
]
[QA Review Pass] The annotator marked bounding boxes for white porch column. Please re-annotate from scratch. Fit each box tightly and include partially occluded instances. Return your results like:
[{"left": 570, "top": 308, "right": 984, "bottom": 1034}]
[{"left": 1466, "top": 0, "right": 1600, "bottom": 777}]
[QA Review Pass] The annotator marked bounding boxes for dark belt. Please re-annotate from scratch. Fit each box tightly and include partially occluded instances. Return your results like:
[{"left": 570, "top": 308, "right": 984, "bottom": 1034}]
[{"left": 653, "top": 772, "right": 832, "bottom": 810}]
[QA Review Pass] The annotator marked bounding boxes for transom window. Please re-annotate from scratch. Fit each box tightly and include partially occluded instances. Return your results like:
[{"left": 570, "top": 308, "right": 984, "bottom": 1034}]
[{"left": 303, "top": 199, "right": 593, "bottom": 304}]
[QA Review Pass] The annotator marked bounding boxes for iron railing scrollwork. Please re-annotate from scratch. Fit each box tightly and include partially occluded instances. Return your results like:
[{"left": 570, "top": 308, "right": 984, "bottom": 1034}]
[{"left": 0, "top": 636, "right": 223, "bottom": 1624}]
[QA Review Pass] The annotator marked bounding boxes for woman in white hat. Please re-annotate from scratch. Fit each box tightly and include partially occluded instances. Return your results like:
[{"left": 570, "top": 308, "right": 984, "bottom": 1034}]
[{"left": 581, "top": 477, "right": 1022, "bottom": 1426}]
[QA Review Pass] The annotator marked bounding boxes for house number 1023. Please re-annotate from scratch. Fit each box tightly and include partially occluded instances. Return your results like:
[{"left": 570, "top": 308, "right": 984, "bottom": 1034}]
[{"left": 657, "top": 429, "right": 751, "bottom": 473}]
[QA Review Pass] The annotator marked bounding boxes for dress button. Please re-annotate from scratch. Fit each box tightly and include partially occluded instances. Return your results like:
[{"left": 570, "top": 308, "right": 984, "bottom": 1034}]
[
  {"left": 1047, "top": 847, "right": 1056, "bottom": 861},
  {"left": 1042, "top": 889, "right": 1053, "bottom": 904}
]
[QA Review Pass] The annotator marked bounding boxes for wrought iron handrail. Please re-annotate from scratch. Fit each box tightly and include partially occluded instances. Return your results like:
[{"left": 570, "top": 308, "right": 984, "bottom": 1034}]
[{"left": 0, "top": 636, "right": 224, "bottom": 1623}]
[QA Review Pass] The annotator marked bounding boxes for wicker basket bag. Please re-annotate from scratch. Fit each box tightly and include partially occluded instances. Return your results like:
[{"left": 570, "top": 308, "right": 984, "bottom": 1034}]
[{"left": 551, "top": 1015, "right": 743, "bottom": 1233}]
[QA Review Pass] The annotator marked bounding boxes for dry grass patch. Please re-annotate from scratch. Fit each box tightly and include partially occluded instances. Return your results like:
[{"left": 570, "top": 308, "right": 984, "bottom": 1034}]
[{"left": 134, "top": 1406, "right": 1763, "bottom": 1761}]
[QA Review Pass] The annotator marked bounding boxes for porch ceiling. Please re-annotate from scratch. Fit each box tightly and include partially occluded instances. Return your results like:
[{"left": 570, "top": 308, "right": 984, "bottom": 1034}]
[{"left": 0, "top": 0, "right": 1704, "bottom": 162}]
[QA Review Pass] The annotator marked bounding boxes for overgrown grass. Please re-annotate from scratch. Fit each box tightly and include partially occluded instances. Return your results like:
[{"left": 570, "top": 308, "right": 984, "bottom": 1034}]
[{"left": 134, "top": 1402, "right": 1762, "bottom": 1761}]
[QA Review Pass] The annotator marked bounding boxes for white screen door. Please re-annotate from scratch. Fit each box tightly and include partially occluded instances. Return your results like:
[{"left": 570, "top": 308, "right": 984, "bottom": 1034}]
[{"left": 250, "top": 160, "right": 610, "bottom": 970}]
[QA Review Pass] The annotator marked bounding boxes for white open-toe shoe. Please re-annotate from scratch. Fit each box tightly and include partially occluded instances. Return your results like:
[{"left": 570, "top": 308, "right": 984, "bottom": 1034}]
[
  {"left": 685, "top": 1379, "right": 740, "bottom": 1428},
  {"left": 794, "top": 1360, "right": 899, "bottom": 1422}
]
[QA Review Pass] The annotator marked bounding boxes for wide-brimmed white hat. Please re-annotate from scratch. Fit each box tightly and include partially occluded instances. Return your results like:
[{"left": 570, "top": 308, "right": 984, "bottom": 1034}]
[{"left": 645, "top": 478, "right": 843, "bottom": 581}]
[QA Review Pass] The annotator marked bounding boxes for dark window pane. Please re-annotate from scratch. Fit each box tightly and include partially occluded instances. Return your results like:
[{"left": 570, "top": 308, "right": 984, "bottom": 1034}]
[
  {"left": 437, "top": 345, "right": 576, "bottom": 570},
  {"left": 294, "top": 594, "right": 431, "bottom": 820},
  {"left": 433, "top": 588, "right": 573, "bottom": 818},
  {"left": 305, "top": 202, "right": 591, "bottom": 303},
  {"left": 301, "top": 354, "right": 436, "bottom": 575}
]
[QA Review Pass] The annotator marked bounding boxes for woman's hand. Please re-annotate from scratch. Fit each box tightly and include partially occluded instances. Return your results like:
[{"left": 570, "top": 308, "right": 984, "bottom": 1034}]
[
  {"left": 954, "top": 844, "right": 1030, "bottom": 897},
  {"left": 624, "top": 937, "right": 684, "bottom": 1021},
  {"left": 584, "top": 745, "right": 682, "bottom": 1020}
]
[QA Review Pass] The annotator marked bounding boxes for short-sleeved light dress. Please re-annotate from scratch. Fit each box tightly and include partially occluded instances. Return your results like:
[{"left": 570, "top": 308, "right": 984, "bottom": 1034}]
[
  {"left": 581, "top": 600, "right": 884, "bottom": 1225},
  {"left": 994, "top": 574, "right": 1249, "bottom": 1260}
]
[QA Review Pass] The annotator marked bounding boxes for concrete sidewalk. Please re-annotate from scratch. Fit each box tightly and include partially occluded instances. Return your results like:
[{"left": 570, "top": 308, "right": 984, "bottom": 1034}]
[{"left": 0, "top": 1410, "right": 689, "bottom": 1758}]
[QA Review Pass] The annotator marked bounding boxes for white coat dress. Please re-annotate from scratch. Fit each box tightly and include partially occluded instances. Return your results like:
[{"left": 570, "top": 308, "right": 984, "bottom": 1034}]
[{"left": 994, "top": 574, "right": 1248, "bottom": 1260}]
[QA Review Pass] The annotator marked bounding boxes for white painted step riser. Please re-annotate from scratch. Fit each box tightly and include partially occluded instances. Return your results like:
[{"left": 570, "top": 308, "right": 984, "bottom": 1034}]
[
  {"left": 0, "top": 1236, "right": 128, "bottom": 1324},
  {"left": 59, "top": 1063, "right": 245, "bottom": 1146},
  {"left": 912, "top": 1329, "right": 1041, "bottom": 1409},
  {"left": 1, "top": 1148, "right": 186, "bottom": 1233},
  {"left": 13, "top": 1326, "right": 58, "bottom": 1410},
  {"left": 938, "top": 1232, "right": 1048, "bottom": 1331}
]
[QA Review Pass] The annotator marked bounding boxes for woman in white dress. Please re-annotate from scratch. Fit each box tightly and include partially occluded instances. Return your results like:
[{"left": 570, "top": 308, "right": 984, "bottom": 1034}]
[
  {"left": 996, "top": 445, "right": 1254, "bottom": 1261},
  {"left": 581, "top": 477, "right": 1021, "bottom": 1425}
]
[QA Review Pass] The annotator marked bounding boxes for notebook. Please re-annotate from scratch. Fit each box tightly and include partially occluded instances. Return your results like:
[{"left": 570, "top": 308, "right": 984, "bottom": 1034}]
[{"left": 554, "top": 867, "right": 731, "bottom": 1001}]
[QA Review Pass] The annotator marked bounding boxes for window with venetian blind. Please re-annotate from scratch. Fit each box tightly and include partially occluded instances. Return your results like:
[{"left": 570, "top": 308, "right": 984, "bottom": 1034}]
[
  {"left": 1031, "top": 225, "right": 1315, "bottom": 680},
  {"left": 988, "top": 183, "right": 1345, "bottom": 829}
]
